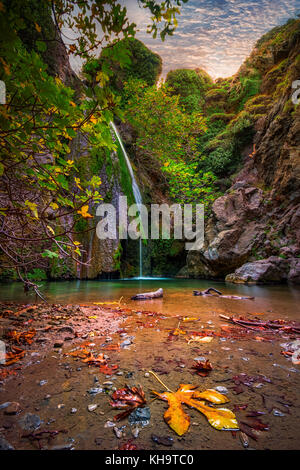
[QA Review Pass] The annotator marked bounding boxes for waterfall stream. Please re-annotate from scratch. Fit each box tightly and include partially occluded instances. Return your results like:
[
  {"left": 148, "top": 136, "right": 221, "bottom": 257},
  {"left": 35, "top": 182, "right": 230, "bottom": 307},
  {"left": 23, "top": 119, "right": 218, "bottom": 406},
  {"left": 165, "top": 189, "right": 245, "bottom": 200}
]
[{"left": 110, "top": 122, "right": 143, "bottom": 278}]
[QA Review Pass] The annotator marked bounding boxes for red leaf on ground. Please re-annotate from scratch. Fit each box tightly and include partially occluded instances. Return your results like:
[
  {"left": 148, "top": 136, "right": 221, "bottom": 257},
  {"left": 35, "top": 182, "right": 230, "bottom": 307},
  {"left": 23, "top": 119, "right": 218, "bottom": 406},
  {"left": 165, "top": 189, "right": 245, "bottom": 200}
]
[
  {"left": 99, "top": 364, "right": 118, "bottom": 375},
  {"left": 192, "top": 359, "right": 213, "bottom": 377}
]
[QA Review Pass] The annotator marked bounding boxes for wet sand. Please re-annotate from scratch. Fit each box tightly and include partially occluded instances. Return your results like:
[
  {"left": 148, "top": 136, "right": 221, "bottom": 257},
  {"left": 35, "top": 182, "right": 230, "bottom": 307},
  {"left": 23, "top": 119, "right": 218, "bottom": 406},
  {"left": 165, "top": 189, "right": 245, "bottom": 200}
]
[{"left": 0, "top": 281, "right": 299, "bottom": 450}]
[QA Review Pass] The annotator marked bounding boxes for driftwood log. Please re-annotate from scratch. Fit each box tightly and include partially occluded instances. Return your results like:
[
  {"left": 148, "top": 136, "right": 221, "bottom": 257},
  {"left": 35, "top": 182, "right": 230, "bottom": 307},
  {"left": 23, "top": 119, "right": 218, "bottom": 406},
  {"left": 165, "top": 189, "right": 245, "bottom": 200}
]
[
  {"left": 219, "top": 314, "right": 300, "bottom": 334},
  {"left": 131, "top": 288, "right": 163, "bottom": 301},
  {"left": 193, "top": 287, "right": 254, "bottom": 300}
]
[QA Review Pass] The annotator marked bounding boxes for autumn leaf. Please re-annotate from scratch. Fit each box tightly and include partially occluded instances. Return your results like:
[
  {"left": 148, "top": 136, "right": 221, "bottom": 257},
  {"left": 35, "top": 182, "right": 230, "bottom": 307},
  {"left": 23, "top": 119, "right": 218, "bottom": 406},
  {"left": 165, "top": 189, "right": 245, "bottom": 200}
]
[
  {"left": 172, "top": 328, "right": 186, "bottom": 336},
  {"left": 153, "top": 383, "right": 239, "bottom": 435},
  {"left": 77, "top": 205, "right": 93, "bottom": 218},
  {"left": 82, "top": 352, "right": 106, "bottom": 366},
  {"left": 35, "top": 22, "right": 41, "bottom": 33},
  {"left": 187, "top": 335, "right": 213, "bottom": 344},
  {"left": 3, "top": 346, "right": 26, "bottom": 366},
  {"left": 99, "top": 364, "right": 118, "bottom": 375},
  {"left": 192, "top": 359, "right": 213, "bottom": 377},
  {"left": 6, "top": 329, "right": 36, "bottom": 345}
]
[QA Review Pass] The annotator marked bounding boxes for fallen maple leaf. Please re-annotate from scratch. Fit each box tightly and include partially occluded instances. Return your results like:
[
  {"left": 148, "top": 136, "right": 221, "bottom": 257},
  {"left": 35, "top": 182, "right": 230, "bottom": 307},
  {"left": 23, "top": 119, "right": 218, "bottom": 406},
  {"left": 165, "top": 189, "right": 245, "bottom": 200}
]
[
  {"left": 153, "top": 383, "right": 238, "bottom": 435},
  {"left": 82, "top": 352, "right": 106, "bottom": 366},
  {"left": 3, "top": 346, "right": 26, "bottom": 366},
  {"left": 110, "top": 385, "right": 146, "bottom": 421},
  {"left": 99, "top": 364, "right": 118, "bottom": 375}
]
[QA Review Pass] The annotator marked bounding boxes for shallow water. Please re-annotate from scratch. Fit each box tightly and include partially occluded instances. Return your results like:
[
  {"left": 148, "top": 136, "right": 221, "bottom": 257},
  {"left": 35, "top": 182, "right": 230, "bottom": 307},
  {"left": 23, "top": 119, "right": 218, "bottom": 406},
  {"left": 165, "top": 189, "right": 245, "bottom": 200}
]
[{"left": 1, "top": 279, "right": 300, "bottom": 320}]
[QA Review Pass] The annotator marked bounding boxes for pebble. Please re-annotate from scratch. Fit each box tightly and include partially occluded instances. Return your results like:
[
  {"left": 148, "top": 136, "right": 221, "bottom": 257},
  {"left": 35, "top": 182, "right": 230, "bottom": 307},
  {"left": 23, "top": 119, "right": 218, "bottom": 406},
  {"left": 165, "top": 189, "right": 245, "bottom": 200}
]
[
  {"left": 54, "top": 342, "right": 64, "bottom": 348},
  {"left": 151, "top": 434, "right": 174, "bottom": 447},
  {"left": 193, "top": 357, "right": 206, "bottom": 362},
  {"left": 0, "top": 437, "right": 14, "bottom": 450},
  {"left": 104, "top": 420, "right": 115, "bottom": 428},
  {"left": 44, "top": 394, "right": 51, "bottom": 400},
  {"left": 273, "top": 409, "right": 285, "bottom": 417},
  {"left": 39, "top": 380, "right": 48, "bottom": 386},
  {"left": 103, "top": 381, "right": 113, "bottom": 389},
  {"left": 4, "top": 402, "right": 21, "bottom": 415},
  {"left": 71, "top": 408, "right": 77, "bottom": 414},
  {"left": 121, "top": 339, "right": 132, "bottom": 348},
  {"left": 131, "top": 425, "right": 140, "bottom": 438},
  {"left": 88, "top": 404, "right": 98, "bottom": 412},
  {"left": 144, "top": 372, "right": 150, "bottom": 378},
  {"left": 58, "top": 326, "right": 74, "bottom": 334},
  {"left": 113, "top": 426, "right": 126, "bottom": 438},
  {"left": 88, "top": 387, "right": 103, "bottom": 395},
  {"left": 48, "top": 444, "right": 75, "bottom": 450},
  {"left": 179, "top": 364, "right": 185, "bottom": 368},
  {"left": 18, "top": 413, "right": 42, "bottom": 431},
  {"left": 57, "top": 404, "right": 65, "bottom": 409},
  {"left": 214, "top": 386, "right": 229, "bottom": 394},
  {"left": 0, "top": 402, "right": 11, "bottom": 410},
  {"left": 116, "top": 371, "right": 124, "bottom": 376},
  {"left": 128, "top": 407, "right": 151, "bottom": 427}
]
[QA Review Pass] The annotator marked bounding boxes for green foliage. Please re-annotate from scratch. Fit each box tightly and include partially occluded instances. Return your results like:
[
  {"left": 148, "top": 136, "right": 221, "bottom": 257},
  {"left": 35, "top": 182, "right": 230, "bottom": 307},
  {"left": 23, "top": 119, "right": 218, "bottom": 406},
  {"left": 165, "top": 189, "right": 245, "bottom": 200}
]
[
  {"left": 100, "top": 38, "right": 162, "bottom": 92},
  {"left": 0, "top": 0, "right": 185, "bottom": 285},
  {"left": 166, "top": 68, "right": 212, "bottom": 112},
  {"left": 27, "top": 268, "right": 47, "bottom": 281},
  {"left": 122, "top": 79, "right": 215, "bottom": 204}
]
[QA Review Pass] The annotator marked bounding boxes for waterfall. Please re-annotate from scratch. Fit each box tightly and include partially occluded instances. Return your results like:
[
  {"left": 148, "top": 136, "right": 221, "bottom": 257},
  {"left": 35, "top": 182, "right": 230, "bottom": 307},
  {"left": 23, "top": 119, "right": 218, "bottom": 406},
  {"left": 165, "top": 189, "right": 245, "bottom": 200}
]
[{"left": 110, "top": 122, "right": 143, "bottom": 278}]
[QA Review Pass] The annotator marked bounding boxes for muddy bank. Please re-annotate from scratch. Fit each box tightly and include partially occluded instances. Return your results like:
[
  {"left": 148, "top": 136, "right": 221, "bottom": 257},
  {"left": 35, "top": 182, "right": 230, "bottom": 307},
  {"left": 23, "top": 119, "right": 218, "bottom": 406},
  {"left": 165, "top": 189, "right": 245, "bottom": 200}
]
[{"left": 0, "top": 300, "right": 299, "bottom": 450}]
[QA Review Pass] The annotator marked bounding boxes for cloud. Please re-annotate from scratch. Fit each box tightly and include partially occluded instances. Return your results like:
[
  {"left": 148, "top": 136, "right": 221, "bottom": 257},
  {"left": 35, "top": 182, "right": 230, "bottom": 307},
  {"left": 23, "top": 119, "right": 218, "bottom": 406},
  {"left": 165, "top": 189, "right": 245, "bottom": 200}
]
[{"left": 119, "top": 0, "right": 300, "bottom": 79}]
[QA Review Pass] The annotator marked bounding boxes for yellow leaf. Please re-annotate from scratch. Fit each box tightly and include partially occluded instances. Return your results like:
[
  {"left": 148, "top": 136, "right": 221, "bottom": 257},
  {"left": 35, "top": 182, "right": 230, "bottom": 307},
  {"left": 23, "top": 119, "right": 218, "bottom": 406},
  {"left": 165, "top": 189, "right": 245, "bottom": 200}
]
[
  {"left": 155, "top": 391, "right": 190, "bottom": 436},
  {"left": 89, "top": 115, "right": 97, "bottom": 124},
  {"left": 25, "top": 200, "right": 38, "bottom": 219},
  {"left": 73, "top": 241, "right": 80, "bottom": 246},
  {"left": 50, "top": 202, "right": 59, "bottom": 210},
  {"left": 47, "top": 225, "right": 55, "bottom": 235},
  {"left": 35, "top": 22, "right": 41, "bottom": 33},
  {"left": 74, "top": 177, "right": 83, "bottom": 190},
  {"left": 187, "top": 336, "right": 213, "bottom": 344},
  {"left": 154, "top": 383, "right": 239, "bottom": 435},
  {"left": 173, "top": 328, "right": 186, "bottom": 336},
  {"left": 192, "top": 389, "right": 229, "bottom": 405},
  {"left": 77, "top": 205, "right": 93, "bottom": 218}
]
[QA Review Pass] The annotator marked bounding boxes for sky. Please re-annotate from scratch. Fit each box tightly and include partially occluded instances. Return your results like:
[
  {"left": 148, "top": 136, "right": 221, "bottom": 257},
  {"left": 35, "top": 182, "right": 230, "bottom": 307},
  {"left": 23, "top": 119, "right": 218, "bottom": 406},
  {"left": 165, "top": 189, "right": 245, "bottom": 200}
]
[
  {"left": 66, "top": 0, "right": 300, "bottom": 80},
  {"left": 118, "top": 0, "right": 300, "bottom": 79}
]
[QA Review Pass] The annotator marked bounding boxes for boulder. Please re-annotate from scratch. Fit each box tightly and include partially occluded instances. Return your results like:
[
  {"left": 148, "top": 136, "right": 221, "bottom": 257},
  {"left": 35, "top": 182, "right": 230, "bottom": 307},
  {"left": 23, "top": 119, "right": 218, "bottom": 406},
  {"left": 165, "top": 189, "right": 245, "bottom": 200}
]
[{"left": 225, "top": 256, "right": 290, "bottom": 284}]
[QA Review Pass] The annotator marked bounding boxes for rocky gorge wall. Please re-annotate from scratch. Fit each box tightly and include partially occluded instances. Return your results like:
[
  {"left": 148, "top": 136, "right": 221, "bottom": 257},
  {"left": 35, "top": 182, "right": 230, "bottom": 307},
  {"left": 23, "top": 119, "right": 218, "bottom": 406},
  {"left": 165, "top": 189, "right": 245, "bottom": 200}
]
[{"left": 185, "top": 19, "right": 300, "bottom": 284}]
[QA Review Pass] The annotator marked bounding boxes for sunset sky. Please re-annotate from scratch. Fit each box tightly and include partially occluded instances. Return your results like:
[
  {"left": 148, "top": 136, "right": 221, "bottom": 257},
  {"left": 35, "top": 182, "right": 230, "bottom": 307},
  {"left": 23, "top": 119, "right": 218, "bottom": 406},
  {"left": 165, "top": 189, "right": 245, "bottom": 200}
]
[
  {"left": 119, "top": 0, "right": 300, "bottom": 79},
  {"left": 66, "top": 0, "right": 300, "bottom": 80}
]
